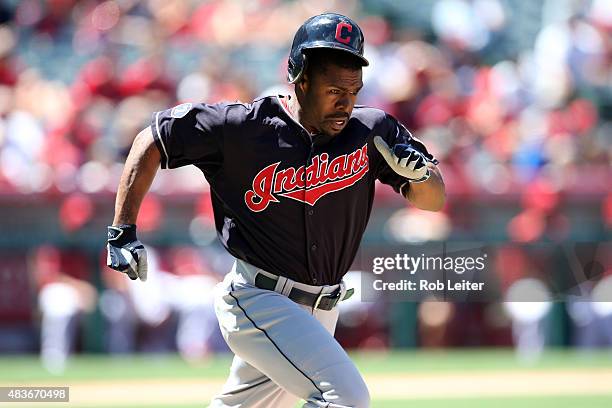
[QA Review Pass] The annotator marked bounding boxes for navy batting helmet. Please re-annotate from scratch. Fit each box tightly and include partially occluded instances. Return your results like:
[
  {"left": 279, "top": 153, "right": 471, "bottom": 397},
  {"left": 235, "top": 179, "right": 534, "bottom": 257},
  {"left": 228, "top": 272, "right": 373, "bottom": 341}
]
[{"left": 287, "top": 13, "right": 369, "bottom": 83}]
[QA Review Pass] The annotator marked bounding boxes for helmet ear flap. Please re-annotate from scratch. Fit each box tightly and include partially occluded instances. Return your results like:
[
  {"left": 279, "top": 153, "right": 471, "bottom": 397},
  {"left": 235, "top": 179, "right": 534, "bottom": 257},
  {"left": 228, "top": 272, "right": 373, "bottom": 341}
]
[
  {"left": 287, "top": 59, "right": 296, "bottom": 83},
  {"left": 288, "top": 52, "right": 308, "bottom": 84},
  {"left": 298, "top": 53, "right": 308, "bottom": 84}
]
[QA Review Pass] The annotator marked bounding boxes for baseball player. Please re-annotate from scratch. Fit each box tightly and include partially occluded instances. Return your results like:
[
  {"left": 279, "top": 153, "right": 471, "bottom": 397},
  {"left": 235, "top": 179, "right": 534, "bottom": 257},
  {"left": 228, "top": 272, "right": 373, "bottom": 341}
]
[{"left": 107, "top": 13, "right": 445, "bottom": 408}]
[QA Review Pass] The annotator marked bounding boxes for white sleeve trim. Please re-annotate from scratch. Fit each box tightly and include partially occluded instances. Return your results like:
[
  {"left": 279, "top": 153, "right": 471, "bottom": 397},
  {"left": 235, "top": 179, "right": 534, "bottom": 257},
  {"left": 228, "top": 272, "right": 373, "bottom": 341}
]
[{"left": 155, "top": 111, "right": 170, "bottom": 166}]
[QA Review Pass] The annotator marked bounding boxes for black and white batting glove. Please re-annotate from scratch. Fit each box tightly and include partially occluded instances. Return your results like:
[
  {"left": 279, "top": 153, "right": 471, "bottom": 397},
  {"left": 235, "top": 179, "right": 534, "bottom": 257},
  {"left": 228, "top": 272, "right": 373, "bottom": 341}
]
[
  {"left": 106, "top": 224, "right": 148, "bottom": 281},
  {"left": 373, "top": 136, "right": 431, "bottom": 182}
]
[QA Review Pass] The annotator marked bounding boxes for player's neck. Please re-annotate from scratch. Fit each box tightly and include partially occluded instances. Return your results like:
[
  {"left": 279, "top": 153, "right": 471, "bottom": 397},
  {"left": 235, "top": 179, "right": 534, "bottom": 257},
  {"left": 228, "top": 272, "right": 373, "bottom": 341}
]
[
  {"left": 294, "top": 95, "right": 322, "bottom": 135},
  {"left": 283, "top": 93, "right": 318, "bottom": 136},
  {"left": 283, "top": 93, "right": 300, "bottom": 120}
]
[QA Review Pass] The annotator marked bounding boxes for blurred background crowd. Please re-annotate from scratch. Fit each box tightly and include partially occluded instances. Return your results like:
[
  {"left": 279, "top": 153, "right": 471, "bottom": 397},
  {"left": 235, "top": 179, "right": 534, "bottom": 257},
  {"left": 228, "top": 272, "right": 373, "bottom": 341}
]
[{"left": 0, "top": 0, "right": 610, "bottom": 373}]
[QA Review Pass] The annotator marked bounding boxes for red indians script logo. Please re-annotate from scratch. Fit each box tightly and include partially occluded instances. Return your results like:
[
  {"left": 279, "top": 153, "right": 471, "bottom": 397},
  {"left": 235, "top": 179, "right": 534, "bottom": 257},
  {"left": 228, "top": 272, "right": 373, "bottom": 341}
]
[{"left": 245, "top": 144, "right": 369, "bottom": 212}]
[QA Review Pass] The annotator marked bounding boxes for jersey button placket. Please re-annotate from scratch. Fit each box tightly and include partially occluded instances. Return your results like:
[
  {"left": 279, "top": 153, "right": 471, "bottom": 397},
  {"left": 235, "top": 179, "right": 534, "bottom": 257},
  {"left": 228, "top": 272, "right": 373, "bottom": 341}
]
[{"left": 305, "top": 140, "right": 319, "bottom": 285}]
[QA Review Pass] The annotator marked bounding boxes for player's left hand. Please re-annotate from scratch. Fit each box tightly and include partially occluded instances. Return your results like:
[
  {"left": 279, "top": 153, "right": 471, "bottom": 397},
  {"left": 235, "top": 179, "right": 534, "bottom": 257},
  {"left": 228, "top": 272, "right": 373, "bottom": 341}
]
[{"left": 373, "top": 136, "right": 430, "bottom": 182}]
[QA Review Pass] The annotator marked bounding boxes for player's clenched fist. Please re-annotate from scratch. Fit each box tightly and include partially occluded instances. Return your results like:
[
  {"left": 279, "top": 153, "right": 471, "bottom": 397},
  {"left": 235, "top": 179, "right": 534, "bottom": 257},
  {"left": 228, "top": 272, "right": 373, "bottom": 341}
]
[
  {"left": 106, "top": 224, "right": 148, "bottom": 281},
  {"left": 373, "top": 136, "right": 431, "bottom": 182}
]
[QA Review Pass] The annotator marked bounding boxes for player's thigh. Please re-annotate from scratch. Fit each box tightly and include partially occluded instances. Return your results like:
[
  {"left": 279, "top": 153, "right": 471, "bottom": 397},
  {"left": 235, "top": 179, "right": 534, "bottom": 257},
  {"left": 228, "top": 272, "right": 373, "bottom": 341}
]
[{"left": 214, "top": 283, "right": 369, "bottom": 407}]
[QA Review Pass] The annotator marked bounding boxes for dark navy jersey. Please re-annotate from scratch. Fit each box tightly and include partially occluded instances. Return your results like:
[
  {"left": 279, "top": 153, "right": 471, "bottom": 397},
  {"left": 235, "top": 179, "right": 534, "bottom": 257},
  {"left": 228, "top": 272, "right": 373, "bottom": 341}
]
[{"left": 151, "top": 95, "right": 437, "bottom": 285}]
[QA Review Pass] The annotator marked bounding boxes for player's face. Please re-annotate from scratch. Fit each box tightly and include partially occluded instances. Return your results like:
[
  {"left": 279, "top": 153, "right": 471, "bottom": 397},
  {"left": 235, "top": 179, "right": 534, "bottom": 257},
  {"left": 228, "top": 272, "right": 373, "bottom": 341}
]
[{"left": 301, "top": 65, "right": 363, "bottom": 136}]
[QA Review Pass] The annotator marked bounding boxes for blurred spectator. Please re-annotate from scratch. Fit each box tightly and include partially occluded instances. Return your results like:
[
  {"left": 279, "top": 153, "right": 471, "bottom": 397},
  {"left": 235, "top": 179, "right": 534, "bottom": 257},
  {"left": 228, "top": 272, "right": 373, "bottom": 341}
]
[
  {"left": 418, "top": 300, "right": 455, "bottom": 347},
  {"left": 31, "top": 245, "right": 96, "bottom": 374},
  {"left": 566, "top": 274, "right": 612, "bottom": 348},
  {"left": 504, "top": 278, "right": 553, "bottom": 361}
]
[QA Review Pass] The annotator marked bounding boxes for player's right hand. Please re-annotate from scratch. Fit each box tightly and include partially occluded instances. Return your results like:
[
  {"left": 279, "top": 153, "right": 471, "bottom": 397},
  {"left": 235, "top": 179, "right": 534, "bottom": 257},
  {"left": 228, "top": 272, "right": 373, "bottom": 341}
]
[{"left": 106, "top": 224, "right": 148, "bottom": 281}]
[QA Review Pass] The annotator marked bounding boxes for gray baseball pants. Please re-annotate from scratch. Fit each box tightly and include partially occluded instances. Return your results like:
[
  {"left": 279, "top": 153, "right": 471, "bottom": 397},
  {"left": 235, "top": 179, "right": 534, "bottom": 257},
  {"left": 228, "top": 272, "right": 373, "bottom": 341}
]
[{"left": 209, "top": 259, "right": 370, "bottom": 408}]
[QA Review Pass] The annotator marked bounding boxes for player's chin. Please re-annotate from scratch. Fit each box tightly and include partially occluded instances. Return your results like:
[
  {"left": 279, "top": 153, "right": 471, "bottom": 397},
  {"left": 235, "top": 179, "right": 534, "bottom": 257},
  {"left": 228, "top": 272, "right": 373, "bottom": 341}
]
[{"left": 323, "top": 119, "right": 347, "bottom": 136}]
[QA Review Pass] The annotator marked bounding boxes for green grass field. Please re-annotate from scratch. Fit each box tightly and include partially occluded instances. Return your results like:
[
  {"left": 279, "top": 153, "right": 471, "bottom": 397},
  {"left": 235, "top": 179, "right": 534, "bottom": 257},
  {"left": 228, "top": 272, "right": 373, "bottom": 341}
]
[{"left": 1, "top": 349, "right": 612, "bottom": 407}]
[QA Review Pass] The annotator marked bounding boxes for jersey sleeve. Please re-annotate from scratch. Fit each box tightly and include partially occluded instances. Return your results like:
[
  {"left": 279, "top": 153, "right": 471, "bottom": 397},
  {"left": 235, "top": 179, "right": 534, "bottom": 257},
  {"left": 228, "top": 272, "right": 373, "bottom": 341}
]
[
  {"left": 374, "top": 114, "right": 438, "bottom": 195},
  {"left": 150, "top": 102, "right": 225, "bottom": 173}
]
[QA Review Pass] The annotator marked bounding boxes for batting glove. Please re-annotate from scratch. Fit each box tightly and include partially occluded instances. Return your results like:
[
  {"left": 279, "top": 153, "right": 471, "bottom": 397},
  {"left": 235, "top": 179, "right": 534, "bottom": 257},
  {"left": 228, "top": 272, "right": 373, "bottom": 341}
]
[
  {"left": 373, "top": 136, "right": 431, "bottom": 182},
  {"left": 106, "top": 224, "right": 148, "bottom": 281}
]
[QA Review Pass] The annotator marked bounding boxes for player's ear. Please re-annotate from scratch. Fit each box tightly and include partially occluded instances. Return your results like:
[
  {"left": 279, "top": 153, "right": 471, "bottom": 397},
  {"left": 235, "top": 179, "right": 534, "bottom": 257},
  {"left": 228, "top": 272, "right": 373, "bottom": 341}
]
[{"left": 299, "top": 73, "right": 309, "bottom": 93}]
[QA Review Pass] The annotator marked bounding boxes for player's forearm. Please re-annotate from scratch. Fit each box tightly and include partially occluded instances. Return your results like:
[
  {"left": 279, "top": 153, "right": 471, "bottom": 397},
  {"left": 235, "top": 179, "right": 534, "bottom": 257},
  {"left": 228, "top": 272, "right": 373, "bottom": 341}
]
[
  {"left": 405, "top": 163, "right": 445, "bottom": 211},
  {"left": 113, "top": 127, "right": 161, "bottom": 225}
]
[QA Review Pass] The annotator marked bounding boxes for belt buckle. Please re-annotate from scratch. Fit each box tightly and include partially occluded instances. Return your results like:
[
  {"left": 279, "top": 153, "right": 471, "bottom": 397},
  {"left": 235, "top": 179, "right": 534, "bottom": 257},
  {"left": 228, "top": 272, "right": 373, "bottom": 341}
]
[{"left": 313, "top": 288, "right": 341, "bottom": 310}]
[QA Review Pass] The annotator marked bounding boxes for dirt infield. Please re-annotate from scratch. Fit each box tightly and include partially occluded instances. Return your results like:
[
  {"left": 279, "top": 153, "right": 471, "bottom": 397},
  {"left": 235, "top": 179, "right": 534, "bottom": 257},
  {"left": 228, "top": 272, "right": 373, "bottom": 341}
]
[{"left": 4, "top": 368, "right": 612, "bottom": 406}]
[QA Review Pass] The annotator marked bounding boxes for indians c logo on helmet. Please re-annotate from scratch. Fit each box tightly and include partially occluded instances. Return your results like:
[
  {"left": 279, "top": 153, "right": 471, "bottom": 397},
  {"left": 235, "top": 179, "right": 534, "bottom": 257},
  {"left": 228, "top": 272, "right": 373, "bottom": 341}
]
[{"left": 245, "top": 144, "right": 369, "bottom": 212}]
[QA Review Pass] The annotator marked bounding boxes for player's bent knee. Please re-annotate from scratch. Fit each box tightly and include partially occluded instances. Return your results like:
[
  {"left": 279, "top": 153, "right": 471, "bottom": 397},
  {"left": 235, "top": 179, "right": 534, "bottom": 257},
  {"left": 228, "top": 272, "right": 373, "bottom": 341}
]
[
  {"left": 341, "top": 371, "right": 370, "bottom": 408},
  {"left": 347, "top": 382, "right": 371, "bottom": 408},
  {"left": 333, "top": 368, "right": 370, "bottom": 407},
  {"left": 306, "top": 381, "right": 370, "bottom": 408}
]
